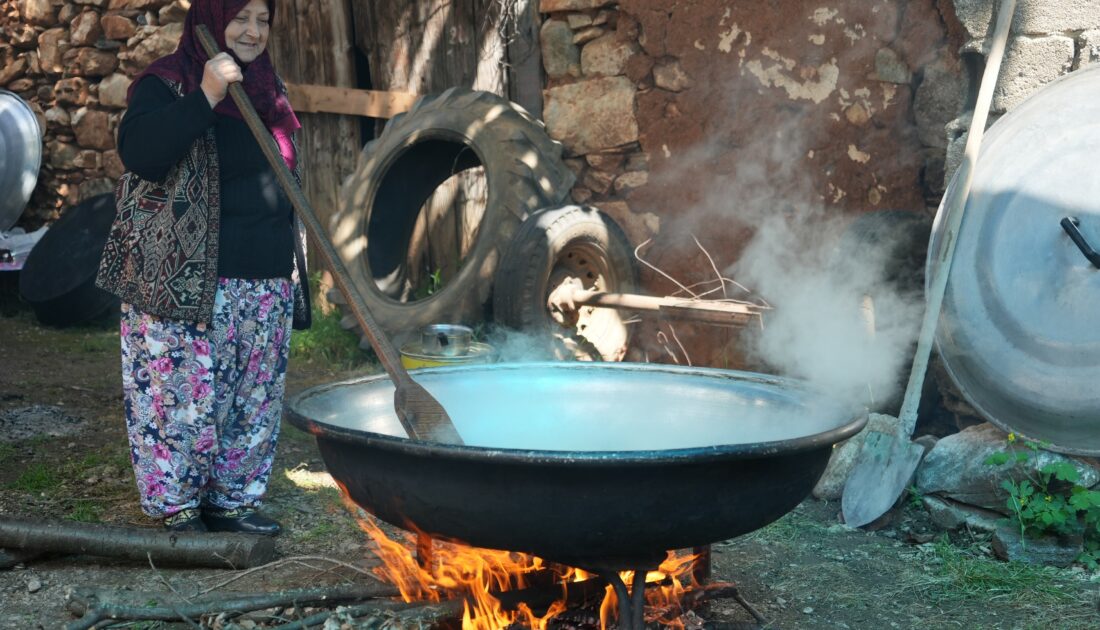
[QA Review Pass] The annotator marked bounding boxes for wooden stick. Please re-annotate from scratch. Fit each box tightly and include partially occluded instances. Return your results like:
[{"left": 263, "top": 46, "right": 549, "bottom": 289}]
[
  {"left": 65, "top": 584, "right": 400, "bottom": 630},
  {"left": 0, "top": 517, "right": 274, "bottom": 569},
  {"left": 284, "top": 83, "right": 416, "bottom": 118}
]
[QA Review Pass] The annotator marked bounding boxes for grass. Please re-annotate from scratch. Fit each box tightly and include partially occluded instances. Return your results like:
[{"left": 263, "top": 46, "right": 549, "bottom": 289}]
[
  {"left": 67, "top": 500, "right": 103, "bottom": 522},
  {"left": 905, "top": 537, "right": 1085, "bottom": 607},
  {"left": 290, "top": 274, "right": 376, "bottom": 370},
  {"left": 10, "top": 463, "right": 60, "bottom": 494}
]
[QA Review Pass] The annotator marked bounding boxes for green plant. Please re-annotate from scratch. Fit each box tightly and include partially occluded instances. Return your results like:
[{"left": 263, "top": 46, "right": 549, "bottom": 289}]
[
  {"left": 67, "top": 500, "right": 102, "bottom": 523},
  {"left": 907, "top": 484, "right": 924, "bottom": 509},
  {"left": 984, "top": 434, "right": 1100, "bottom": 567},
  {"left": 10, "top": 463, "right": 59, "bottom": 494},
  {"left": 290, "top": 273, "right": 375, "bottom": 369}
]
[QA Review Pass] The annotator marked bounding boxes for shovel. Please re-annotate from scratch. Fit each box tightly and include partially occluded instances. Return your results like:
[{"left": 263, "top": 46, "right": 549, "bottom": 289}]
[
  {"left": 195, "top": 25, "right": 462, "bottom": 445},
  {"left": 841, "top": 0, "right": 1017, "bottom": 527}
]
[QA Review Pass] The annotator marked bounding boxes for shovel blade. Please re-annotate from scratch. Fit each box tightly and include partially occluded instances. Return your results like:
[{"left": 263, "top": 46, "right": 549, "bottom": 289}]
[{"left": 841, "top": 431, "right": 924, "bottom": 528}]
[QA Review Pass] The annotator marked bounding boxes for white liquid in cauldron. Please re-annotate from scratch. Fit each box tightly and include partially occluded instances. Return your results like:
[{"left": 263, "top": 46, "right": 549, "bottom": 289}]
[{"left": 296, "top": 365, "right": 854, "bottom": 451}]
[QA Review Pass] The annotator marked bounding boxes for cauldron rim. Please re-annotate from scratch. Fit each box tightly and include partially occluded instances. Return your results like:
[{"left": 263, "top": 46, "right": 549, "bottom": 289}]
[{"left": 286, "top": 362, "right": 867, "bottom": 465}]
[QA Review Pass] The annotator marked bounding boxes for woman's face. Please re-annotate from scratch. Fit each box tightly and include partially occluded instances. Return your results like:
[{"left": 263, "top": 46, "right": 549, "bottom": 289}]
[{"left": 224, "top": 0, "right": 270, "bottom": 64}]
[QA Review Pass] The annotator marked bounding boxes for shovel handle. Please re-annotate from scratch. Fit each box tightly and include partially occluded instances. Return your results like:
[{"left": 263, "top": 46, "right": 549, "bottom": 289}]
[{"left": 1060, "top": 217, "right": 1100, "bottom": 269}]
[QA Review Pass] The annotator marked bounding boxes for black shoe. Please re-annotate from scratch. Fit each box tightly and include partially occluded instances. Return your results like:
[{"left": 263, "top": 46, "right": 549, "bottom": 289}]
[
  {"left": 202, "top": 507, "right": 281, "bottom": 536},
  {"left": 164, "top": 508, "right": 207, "bottom": 532}
]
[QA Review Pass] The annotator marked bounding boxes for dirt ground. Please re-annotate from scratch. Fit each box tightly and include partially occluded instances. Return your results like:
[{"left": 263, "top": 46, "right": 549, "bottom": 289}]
[{"left": 1, "top": 297, "right": 1098, "bottom": 629}]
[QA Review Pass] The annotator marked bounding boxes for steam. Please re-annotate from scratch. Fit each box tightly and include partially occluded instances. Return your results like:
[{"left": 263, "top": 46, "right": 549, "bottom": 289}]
[
  {"left": 641, "top": 107, "right": 926, "bottom": 413},
  {"left": 732, "top": 210, "right": 924, "bottom": 412}
]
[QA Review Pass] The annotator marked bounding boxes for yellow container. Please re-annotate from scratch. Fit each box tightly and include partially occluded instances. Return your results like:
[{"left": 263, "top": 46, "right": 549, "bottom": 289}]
[{"left": 399, "top": 340, "right": 496, "bottom": 369}]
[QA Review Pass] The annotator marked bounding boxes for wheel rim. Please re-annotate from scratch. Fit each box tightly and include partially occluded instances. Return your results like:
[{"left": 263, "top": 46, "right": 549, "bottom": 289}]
[{"left": 547, "top": 240, "right": 629, "bottom": 360}]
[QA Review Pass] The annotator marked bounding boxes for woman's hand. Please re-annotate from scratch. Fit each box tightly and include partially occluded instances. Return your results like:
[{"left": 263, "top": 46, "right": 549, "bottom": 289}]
[{"left": 200, "top": 52, "right": 243, "bottom": 109}]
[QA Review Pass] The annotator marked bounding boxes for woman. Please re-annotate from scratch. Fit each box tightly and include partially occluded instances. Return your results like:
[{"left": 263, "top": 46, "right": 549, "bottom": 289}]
[{"left": 96, "top": 0, "right": 310, "bottom": 535}]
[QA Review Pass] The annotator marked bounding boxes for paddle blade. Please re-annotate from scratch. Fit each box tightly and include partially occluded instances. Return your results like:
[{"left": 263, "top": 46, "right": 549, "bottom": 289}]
[
  {"left": 394, "top": 381, "right": 464, "bottom": 445},
  {"left": 841, "top": 431, "right": 924, "bottom": 528}
]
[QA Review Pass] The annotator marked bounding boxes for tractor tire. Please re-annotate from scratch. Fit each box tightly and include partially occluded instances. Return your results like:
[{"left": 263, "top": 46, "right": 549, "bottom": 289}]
[
  {"left": 329, "top": 88, "right": 575, "bottom": 346},
  {"left": 493, "top": 205, "right": 639, "bottom": 362}
]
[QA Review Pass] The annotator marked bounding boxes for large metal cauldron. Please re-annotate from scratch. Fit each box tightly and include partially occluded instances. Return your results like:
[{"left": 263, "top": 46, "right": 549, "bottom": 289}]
[{"left": 287, "top": 363, "right": 864, "bottom": 569}]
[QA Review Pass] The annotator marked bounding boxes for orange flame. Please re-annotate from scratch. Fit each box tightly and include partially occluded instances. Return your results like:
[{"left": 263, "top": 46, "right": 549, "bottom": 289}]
[{"left": 338, "top": 489, "right": 700, "bottom": 629}]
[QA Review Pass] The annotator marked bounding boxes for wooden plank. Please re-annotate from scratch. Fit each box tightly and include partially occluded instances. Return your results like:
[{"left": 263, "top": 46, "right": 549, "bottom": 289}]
[
  {"left": 505, "top": 0, "right": 543, "bottom": 117},
  {"left": 285, "top": 83, "right": 417, "bottom": 118}
]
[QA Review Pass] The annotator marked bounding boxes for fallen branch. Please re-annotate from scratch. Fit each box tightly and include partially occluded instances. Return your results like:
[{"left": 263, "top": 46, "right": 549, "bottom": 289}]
[
  {"left": 65, "top": 584, "right": 400, "bottom": 630},
  {"left": 0, "top": 517, "right": 274, "bottom": 569},
  {"left": 0, "top": 547, "right": 45, "bottom": 570},
  {"left": 197, "top": 554, "right": 382, "bottom": 594}
]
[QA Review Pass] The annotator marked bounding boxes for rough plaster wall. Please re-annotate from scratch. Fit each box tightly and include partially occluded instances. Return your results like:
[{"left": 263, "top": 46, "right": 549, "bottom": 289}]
[{"left": 540, "top": 0, "right": 1100, "bottom": 368}]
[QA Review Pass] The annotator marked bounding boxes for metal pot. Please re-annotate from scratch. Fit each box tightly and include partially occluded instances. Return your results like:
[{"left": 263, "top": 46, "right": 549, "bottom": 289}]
[
  {"left": 929, "top": 64, "right": 1100, "bottom": 455},
  {"left": 419, "top": 324, "right": 473, "bottom": 357},
  {"left": 287, "top": 363, "right": 864, "bottom": 568},
  {"left": 0, "top": 90, "right": 42, "bottom": 231}
]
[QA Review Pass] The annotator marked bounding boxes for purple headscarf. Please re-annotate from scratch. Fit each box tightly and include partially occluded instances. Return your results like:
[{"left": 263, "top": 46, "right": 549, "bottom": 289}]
[{"left": 129, "top": 0, "right": 300, "bottom": 168}]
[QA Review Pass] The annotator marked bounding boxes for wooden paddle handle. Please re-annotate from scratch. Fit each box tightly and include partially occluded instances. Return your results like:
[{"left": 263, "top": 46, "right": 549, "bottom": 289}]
[{"left": 194, "top": 25, "right": 423, "bottom": 438}]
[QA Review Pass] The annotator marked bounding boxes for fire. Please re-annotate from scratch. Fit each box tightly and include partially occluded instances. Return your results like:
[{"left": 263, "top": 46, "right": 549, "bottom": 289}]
[{"left": 340, "top": 491, "right": 701, "bottom": 629}]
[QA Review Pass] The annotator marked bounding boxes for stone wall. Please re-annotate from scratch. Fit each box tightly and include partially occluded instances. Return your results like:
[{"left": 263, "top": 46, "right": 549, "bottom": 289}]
[
  {"left": 536, "top": 0, "right": 1100, "bottom": 366},
  {"left": 1, "top": 0, "right": 185, "bottom": 227}
]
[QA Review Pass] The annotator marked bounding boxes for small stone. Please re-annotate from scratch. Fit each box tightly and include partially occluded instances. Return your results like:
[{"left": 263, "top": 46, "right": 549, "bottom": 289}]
[
  {"left": 27, "top": 577, "right": 42, "bottom": 593},
  {"left": 802, "top": 607, "right": 814, "bottom": 614},
  {"left": 572, "top": 26, "right": 605, "bottom": 45},
  {"left": 775, "top": 596, "right": 787, "bottom": 606}
]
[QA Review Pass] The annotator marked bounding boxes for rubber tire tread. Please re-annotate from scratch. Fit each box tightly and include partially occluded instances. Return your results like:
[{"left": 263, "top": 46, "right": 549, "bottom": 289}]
[
  {"left": 330, "top": 87, "right": 575, "bottom": 344},
  {"left": 493, "top": 204, "right": 639, "bottom": 361}
]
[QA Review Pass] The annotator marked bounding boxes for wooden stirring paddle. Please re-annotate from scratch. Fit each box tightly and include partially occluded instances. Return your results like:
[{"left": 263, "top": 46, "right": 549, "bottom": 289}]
[{"left": 195, "top": 25, "right": 462, "bottom": 445}]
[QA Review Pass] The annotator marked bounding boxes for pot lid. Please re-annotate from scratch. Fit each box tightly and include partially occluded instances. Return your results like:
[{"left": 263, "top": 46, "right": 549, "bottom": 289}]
[
  {"left": 929, "top": 64, "right": 1100, "bottom": 455},
  {"left": 0, "top": 89, "right": 43, "bottom": 232}
]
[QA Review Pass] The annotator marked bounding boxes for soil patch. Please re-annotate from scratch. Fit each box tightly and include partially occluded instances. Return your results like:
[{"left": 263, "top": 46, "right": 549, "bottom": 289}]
[{"left": 1, "top": 306, "right": 1098, "bottom": 629}]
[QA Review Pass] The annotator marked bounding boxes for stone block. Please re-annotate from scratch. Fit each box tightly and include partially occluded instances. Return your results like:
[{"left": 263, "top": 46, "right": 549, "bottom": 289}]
[
  {"left": 72, "top": 107, "right": 114, "bottom": 150},
  {"left": 158, "top": 0, "right": 189, "bottom": 24},
  {"left": 572, "top": 26, "right": 605, "bottom": 45},
  {"left": 70, "top": 10, "right": 104, "bottom": 47},
  {"left": 916, "top": 422, "right": 1100, "bottom": 513},
  {"left": 544, "top": 76, "right": 638, "bottom": 154},
  {"left": 1076, "top": 30, "right": 1100, "bottom": 69},
  {"left": 873, "top": 47, "right": 911, "bottom": 84},
  {"left": 585, "top": 152, "right": 624, "bottom": 172},
  {"left": 45, "top": 105, "right": 71, "bottom": 128},
  {"left": 540, "top": 20, "right": 580, "bottom": 78},
  {"left": 98, "top": 72, "right": 131, "bottom": 108},
  {"left": 103, "top": 149, "right": 125, "bottom": 179},
  {"left": 613, "top": 170, "right": 648, "bottom": 194},
  {"left": 913, "top": 52, "right": 965, "bottom": 149},
  {"left": 64, "top": 47, "right": 120, "bottom": 77},
  {"left": 954, "top": 0, "right": 1100, "bottom": 39},
  {"left": 37, "top": 27, "right": 70, "bottom": 74},
  {"left": 596, "top": 200, "right": 658, "bottom": 248},
  {"left": 580, "top": 33, "right": 637, "bottom": 77},
  {"left": 120, "top": 22, "right": 183, "bottom": 72},
  {"left": 55, "top": 77, "right": 92, "bottom": 106},
  {"left": 101, "top": 14, "right": 137, "bottom": 40},
  {"left": 19, "top": 0, "right": 57, "bottom": 27},
  {"left": 48, "top": 140, "right": 80, "bottom": 169},
  {"left": 992, "top": 35, "right": 1074, "bottom": 112},
  {"left": 652, "top": 59, "right": 692, "bottom": 92},
  {"left": 540, "top": 0, "right": 613, "bottom": 12}
]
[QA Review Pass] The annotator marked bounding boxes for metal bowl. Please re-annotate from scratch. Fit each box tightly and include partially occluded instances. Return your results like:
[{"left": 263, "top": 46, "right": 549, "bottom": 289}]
[
  {"left": 419, "top": 323, "right": 473, "bottom": 357},
  {"left": 287, "top": 362, "right": 864, "bottom": 568}
]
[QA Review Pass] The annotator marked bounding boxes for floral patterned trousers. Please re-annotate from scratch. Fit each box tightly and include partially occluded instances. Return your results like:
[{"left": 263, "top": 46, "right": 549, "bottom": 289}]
[{"left": 120, "top": 278, "right": 293, "bottom": 519}]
